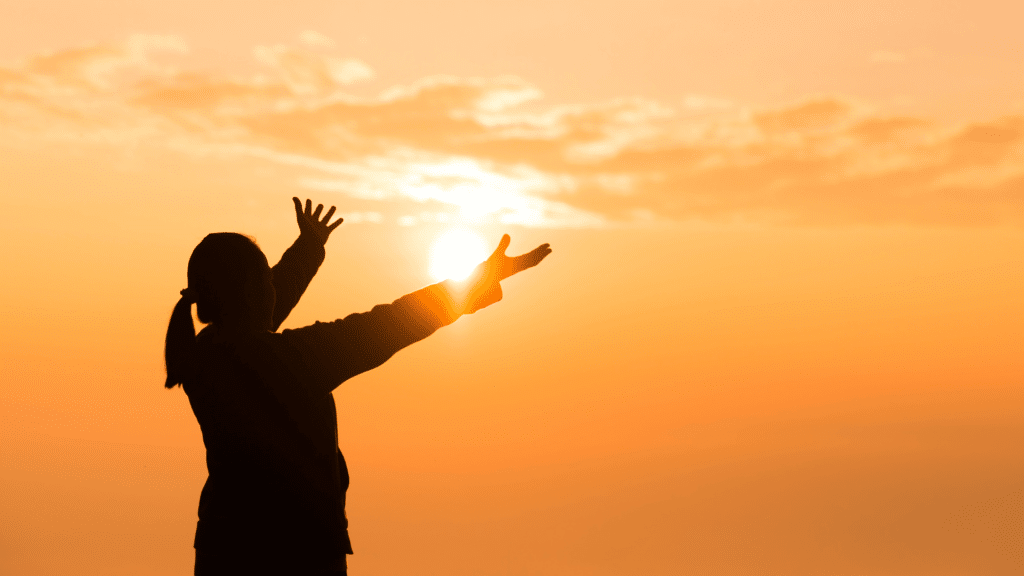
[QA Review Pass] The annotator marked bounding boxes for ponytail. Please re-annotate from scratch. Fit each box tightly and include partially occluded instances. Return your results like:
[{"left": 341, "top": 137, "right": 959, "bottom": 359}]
[
  {"left": 165, "top": 232, "right": 267, "bottom": 388},
  {"left": 164, "top": 288, "right": 198, "bottom": 388}
]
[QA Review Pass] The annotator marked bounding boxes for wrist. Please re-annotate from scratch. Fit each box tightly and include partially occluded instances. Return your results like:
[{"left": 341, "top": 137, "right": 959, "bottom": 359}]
[
  {"left": 439, "top": 269, "right": 501, "bottom": 315},
  {"left": 298, "top": 231, "right": 327, "bottom": 247}
]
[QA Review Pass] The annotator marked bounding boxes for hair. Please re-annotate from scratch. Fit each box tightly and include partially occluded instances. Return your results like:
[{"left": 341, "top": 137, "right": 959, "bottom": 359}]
[{"left": 164, "top": 233, "right": 270, "bottom": 388}]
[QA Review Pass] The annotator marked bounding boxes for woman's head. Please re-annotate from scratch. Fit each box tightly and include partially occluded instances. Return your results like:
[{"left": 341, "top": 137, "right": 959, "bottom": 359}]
[
  {"left": 188, "top": 233, "right": 275, "bottom": 330},
  {"left": 165, "top": 233, "right": 275, "bottom": 388}
]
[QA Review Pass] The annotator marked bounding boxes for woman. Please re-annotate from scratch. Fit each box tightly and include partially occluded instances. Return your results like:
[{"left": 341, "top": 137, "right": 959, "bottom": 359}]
[{"left": 164, "top": 198, "right": 552, "bottom": 575}]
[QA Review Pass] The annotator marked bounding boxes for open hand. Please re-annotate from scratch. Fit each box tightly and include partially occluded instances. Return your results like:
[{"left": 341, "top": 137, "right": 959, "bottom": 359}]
[
  {"left": 487, "top": 234, "right": 552, "bottom": 281},
  {"left": 293, "top": 197, "right": 343, "bottom": 245},
  {"left": 448, "top": 234, "right": 552, "bottom": 314}
]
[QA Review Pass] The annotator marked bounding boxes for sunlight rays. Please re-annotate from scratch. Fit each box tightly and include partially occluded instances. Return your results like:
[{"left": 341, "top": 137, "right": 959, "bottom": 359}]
[{"left": 429, "top": 229, "right": 488, "bottom": 281}]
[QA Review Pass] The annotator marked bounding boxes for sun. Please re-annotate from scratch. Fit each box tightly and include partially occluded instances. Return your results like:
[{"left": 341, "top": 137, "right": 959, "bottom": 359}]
[{"left": 429, "top": 229, "right": 488, "bottom": 281}]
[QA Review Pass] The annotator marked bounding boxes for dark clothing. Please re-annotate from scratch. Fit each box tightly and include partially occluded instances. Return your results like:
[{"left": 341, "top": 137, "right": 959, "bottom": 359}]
[
  {"left": 184, "top": 235, "right": 472, "bottom": 573},
  {"left": 195, "top": 546, "right": 347, "bottom": 575}
]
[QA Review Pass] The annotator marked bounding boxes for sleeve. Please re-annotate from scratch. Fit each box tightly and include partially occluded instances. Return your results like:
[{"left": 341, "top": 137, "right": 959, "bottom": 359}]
[
  {"left": 271, "top": 235, "right": 326, "bottom": 332},
  {"left": 277, "top": 282, "right": 469, "bottom": 397}
]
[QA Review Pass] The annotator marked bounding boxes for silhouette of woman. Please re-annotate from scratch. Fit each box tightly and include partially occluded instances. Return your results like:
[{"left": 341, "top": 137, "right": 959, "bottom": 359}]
[{"left": 164, "top": 198, "right": 551, "bottom": 575}]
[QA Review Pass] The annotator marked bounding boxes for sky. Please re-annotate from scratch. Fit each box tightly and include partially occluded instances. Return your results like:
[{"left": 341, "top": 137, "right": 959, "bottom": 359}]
[{"left": 1, "top": 1, "right": 1023, "bottom": 574}]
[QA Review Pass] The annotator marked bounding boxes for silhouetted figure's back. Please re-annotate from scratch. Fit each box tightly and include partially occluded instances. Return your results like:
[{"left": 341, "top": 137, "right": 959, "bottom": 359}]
[{"left": 164, "top": 198, "right": 551, "bottom": 575}]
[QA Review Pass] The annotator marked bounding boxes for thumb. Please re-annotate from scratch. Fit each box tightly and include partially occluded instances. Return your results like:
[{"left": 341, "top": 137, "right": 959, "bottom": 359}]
[{"left": 489, "top": 234, "right": 511, "bottom": 260}]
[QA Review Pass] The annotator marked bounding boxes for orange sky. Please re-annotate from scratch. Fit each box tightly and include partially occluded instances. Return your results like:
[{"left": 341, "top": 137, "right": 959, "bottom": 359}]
[{"left": 2, "top": 2, "right": 1024, "bottom": 575}]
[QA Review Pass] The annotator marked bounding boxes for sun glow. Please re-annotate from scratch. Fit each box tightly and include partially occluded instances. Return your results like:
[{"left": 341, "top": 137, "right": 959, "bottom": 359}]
[{"left": 429, "top": 229, "right": 488, "bottom": 281}]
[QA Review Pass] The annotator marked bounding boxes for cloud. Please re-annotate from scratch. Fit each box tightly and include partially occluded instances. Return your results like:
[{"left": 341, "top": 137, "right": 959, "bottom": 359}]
[
  {"left": 2, "top": 35, "right": 1023, "bottom": 228},
  {"left": 298, "top": 30, "right": 336, "bottom": 49},
  {"left": 252, "top": 45, "right": 374, "bottom": 92}
]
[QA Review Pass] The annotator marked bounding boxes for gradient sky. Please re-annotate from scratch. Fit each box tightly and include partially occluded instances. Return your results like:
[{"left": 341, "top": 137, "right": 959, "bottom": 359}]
[{"left": 2, "top": 2, "right": 1024, "bottom": 575}]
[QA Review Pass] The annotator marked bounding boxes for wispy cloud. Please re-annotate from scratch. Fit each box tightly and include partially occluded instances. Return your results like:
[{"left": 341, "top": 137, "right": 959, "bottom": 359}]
[
  {"left": 2, "top": 34, "right": 1023, "bottom": 228},
  {"left": 298, "top": 30, "right": 337, "bottom": 49}
]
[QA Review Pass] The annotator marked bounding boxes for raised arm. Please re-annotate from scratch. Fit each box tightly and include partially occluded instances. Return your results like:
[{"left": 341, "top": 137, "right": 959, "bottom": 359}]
[
  {"left": 267, "top": 234, "right": 552, "bottom": 398},
  {"left": 270, "top": 198, "right": 344, "bottom": 331}
]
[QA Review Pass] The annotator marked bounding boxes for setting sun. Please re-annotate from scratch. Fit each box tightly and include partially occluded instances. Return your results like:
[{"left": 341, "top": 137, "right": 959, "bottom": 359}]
[{"left": 429, "top": 229, "right": 488, "bottom": 281}]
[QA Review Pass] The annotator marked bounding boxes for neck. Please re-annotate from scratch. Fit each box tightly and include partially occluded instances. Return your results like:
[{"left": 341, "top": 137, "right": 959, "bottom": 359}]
[{"left": 215, "top": 320, "right": 267, "bottom": 340}]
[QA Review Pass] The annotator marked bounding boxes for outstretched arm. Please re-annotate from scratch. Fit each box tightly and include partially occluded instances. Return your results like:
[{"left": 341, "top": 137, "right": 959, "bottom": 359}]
[
  {"left": 270, "top": 198, "right": 344, "bottom": 331},
  {"left": 269, "top": 234, "right": 552, "bottom": 397}
]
